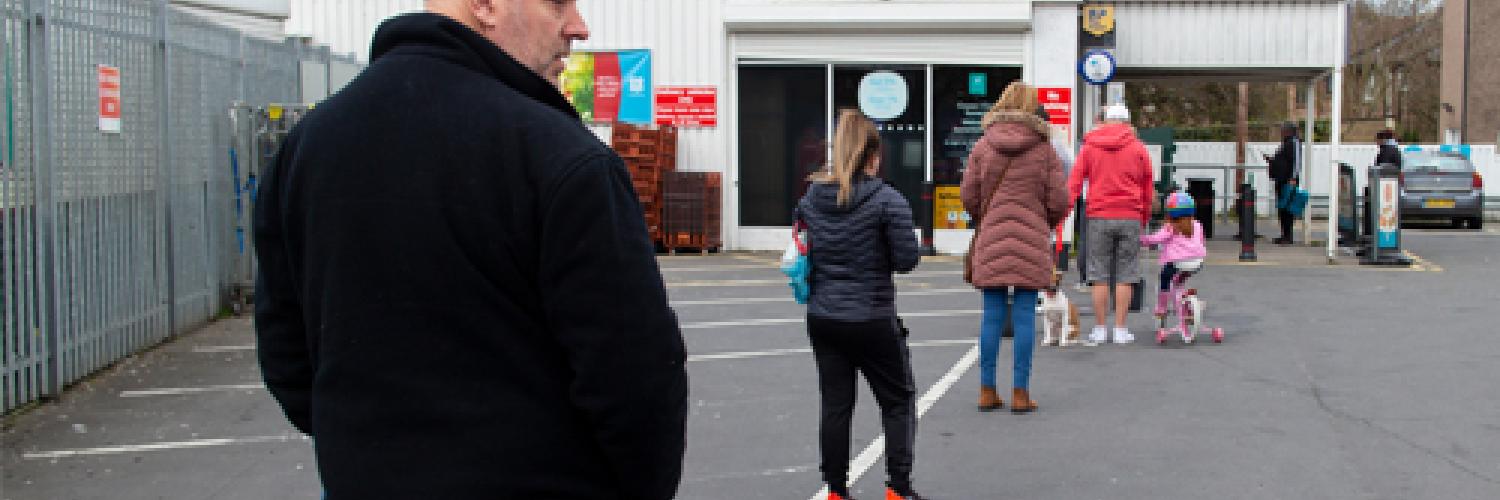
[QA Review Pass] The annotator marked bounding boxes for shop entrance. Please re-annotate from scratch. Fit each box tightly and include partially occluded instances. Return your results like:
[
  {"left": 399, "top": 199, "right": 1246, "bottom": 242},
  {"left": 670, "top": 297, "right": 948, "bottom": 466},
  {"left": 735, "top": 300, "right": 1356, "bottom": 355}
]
[{"left": 736, "top": 63, "right": 1019, "bottom": 235}]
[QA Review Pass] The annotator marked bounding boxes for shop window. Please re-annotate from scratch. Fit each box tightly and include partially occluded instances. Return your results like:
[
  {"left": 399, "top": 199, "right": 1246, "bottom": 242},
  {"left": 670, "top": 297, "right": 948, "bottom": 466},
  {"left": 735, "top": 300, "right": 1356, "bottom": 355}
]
[
  {"left": 930, "top": 66, "right": 1020, "bottom": 229},
  {"left": 738, "top": 66, "right": 827, "bottom": 227},
  {"left": 832, "top": 66, "right": 927, "bottom": 227},
  {"left": 931, "top": 66, "right": 1021, "bottom": 185}
]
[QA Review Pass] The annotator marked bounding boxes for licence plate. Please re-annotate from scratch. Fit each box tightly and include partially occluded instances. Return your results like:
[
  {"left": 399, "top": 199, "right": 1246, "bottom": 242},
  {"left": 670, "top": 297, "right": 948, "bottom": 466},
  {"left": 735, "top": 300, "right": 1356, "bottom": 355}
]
[{"left": 1424, "top": 199, "right": 1456, "bottom": 209}]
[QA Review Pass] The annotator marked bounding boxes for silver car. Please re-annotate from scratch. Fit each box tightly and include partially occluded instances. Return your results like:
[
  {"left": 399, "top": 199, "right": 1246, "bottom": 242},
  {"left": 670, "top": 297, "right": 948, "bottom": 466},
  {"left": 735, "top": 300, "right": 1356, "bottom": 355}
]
[{"left": 1399, "top": 152, "right": 1485, "bottom": 229}]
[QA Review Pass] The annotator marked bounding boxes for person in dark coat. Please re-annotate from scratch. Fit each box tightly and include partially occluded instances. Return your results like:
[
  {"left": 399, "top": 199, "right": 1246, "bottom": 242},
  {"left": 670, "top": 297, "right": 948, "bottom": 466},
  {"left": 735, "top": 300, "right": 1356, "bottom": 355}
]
[
  {"left": 1375, "top": 129, "right": 1404, "bottom": 168},
  {"left": 795, "top": 109, "right": 926, "bottom": 500},
  {"left": 252, "top": 2, "right": 687, "bottom": 499},
  {"left": 1267, "top": 123, "right": 1303, "bottom": 245}
]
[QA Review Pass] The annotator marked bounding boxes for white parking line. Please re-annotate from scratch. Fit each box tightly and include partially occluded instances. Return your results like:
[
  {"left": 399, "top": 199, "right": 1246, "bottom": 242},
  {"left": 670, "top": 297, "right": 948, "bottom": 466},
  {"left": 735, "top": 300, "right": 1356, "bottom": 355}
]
[
  {"left": 659, "top": 264, "right": 773, "bottom": 272},
  {"left": 682, "top": 317, "right": 807, "bottom": 329},
  {"left": 688, "top": 339, "right": 975, "bottom": 362},
  {"left": 673, "top": 296, "right": 795, "bottom": 307},
  {"left": 681, "top": 310, "right": 981, "bottom": 330},
  {"left": 191, "top": 345, "right": 255, "bottom": 353},
  {"left": 22, "top": 435, "right": 307, "bottom": 460},
  {"left": 666, "top": 270, "right": 962, "bottom": 288},
  {"left": 808, "top": 346, "right": 980, "bottom": 500},
  {"left": 119, "top": 383, "right": 265, "bottom": 398},
  {"left": 671, "top": 288, "right": 975, "bottom": 307}
]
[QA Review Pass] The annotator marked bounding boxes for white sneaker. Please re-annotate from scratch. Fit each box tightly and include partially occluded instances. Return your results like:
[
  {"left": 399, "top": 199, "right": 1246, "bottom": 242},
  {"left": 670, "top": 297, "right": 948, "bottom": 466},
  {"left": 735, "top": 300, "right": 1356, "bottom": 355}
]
[
  {"left": 1087, "top": 326, "right": 1108, "bottom": 346},
  {"left": 1112, "top": 327, "right": 1135, "bottom": 344}
]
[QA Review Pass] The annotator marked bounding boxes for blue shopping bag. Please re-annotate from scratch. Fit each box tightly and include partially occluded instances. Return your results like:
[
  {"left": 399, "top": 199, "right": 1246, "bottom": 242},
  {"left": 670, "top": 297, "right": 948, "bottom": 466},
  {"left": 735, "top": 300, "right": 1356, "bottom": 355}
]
[
  {"left": 1279, "top": 183, "right": 1309, "bottom": 218},
  {"left": 780, "top": 222, "right": 810, "bottom": 304}
]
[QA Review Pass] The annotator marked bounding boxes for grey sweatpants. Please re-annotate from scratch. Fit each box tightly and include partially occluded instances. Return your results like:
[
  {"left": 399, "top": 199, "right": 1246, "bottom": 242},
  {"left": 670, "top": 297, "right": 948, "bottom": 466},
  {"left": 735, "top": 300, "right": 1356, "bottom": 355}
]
[{"left": 1085, "top": 218, "right": 1142, "bottom": 285}]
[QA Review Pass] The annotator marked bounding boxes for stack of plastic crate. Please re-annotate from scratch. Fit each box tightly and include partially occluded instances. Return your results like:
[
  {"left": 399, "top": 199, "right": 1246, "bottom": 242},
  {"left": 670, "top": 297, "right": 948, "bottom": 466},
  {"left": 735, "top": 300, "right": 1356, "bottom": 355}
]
[
  {"left": 610, "top": 124, "right": 678, "bottom": 245},
  {"left": 662, "top": 171, "right": 723, "bottom": 254}
]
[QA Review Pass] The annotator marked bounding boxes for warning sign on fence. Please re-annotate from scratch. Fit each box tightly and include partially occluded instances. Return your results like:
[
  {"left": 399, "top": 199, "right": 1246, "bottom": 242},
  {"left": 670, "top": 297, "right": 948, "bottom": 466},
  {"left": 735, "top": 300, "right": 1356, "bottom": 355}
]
[{"left": 98, "top": 64, "right": 121, "bottom": 133}]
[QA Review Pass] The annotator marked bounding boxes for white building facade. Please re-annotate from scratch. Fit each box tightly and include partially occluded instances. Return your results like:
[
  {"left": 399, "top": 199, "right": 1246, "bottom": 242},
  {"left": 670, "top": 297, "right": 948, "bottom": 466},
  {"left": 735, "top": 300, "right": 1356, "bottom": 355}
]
[{"left": 284, "top": 0, "right": 1352, "bottom": 255}]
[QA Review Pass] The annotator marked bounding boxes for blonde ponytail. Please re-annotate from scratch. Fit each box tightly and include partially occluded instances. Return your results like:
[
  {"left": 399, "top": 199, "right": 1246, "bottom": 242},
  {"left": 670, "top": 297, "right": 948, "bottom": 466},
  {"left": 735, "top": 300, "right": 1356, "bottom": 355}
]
[{"left": 811, "top": 109, "right": 881, "bottom": 206}]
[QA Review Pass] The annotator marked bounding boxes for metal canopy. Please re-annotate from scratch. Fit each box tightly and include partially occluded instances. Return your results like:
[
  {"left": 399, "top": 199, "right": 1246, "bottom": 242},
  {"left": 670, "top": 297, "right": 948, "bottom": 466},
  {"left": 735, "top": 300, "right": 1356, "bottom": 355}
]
[
  {"left": 1095, "top": 0, "right": 1350, "bottom": 262},
  {"left": 1113, "top": 67, "right": 1327, "bottom": 84}
]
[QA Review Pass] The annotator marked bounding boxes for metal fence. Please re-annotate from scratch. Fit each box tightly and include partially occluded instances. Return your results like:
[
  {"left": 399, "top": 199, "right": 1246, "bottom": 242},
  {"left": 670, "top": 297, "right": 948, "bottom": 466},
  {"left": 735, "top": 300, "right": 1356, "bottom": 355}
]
[{"left": 2, "top": 0, "right": 353, "bottom": 414}]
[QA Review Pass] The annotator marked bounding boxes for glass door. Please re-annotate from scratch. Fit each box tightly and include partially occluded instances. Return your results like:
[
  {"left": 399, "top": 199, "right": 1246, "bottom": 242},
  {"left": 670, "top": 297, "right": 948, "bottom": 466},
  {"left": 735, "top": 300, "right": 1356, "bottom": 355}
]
[
  {"left": 930, "top": 66, "right": 1021, "bottom": 229},
  {"left": 737, "top": 65, "right": 828, "bottom": 226},
  {"left": 833, "top": 66, "right": 927, "bottom": 230}
]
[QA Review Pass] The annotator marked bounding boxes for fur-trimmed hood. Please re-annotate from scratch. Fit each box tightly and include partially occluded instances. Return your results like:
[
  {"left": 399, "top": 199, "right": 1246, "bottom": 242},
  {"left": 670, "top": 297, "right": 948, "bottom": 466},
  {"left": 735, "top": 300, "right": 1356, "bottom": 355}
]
[
  {"left": 980, "top": 109, "right": 1050, "bottom": 134},
  {"left": 978, "top": 110, "right": 1050, "bottom": 156}
]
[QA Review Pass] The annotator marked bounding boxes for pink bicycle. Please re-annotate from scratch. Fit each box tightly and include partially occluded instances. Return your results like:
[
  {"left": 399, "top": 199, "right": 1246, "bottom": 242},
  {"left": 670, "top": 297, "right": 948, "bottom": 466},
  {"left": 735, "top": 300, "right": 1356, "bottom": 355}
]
[{"left": 1155, "top": 259, "right": 1225, "bottom": 344}]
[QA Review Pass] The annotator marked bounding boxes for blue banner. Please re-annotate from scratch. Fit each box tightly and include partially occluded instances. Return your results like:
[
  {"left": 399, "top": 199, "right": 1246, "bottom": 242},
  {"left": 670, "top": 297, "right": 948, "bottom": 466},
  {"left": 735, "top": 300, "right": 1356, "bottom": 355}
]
[{"left": 616, "top": 50, "right": 652, "bottom": 125}]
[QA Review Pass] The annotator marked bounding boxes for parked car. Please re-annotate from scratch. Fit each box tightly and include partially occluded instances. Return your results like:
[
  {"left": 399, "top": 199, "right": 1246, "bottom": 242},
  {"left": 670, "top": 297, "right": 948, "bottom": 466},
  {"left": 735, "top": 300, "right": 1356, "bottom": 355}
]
[{"left": 1399, "top": 151, "right": 1484, "bottom": 229}]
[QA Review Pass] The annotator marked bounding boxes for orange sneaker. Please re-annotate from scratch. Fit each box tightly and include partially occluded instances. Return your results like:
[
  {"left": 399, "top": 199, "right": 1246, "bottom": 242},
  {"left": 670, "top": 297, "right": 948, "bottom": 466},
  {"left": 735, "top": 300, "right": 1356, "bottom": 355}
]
[{"left": 885, "top": 487, "right": 929, "bottom": 500}]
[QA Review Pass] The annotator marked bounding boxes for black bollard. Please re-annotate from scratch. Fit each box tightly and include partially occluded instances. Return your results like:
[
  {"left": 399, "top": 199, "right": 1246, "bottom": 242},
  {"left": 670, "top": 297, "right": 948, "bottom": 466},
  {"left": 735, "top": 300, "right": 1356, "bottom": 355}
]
[
  {"left": 1238, "top": 182, "right": 1257, "bottom": 262},
  {"left": 919, "top": 181, "right": 937, "bottom": 256},
  {"left": 1074, "top": 196, "right": 1088, "bottom": 284}
]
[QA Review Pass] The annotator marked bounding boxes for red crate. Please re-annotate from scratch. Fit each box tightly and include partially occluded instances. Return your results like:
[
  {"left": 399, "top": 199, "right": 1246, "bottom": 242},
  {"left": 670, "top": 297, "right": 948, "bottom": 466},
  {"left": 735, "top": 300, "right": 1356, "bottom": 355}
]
[
  {"left": 660, "top": 171, "right": 723, "bottom": 254},
  {"left": 611, "top": 123, "right": 685, "bottom": 248}
]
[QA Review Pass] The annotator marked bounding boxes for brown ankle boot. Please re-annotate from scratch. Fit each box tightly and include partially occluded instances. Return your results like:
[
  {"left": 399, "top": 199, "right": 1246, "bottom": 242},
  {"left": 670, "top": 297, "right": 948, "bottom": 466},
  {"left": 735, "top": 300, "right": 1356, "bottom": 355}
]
[
  {"left": 978, "top": 386, "right": 1003, "bottom": 412},
  {"left": 1010, "top": 388, "right": 1037, "bottom": 413}
]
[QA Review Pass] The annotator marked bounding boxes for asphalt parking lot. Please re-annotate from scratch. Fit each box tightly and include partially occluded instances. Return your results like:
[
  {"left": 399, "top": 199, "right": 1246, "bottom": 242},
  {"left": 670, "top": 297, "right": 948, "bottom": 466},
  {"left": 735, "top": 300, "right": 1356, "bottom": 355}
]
[{"left": 3, "top": 227, "right": 1498, "bottom": 500}]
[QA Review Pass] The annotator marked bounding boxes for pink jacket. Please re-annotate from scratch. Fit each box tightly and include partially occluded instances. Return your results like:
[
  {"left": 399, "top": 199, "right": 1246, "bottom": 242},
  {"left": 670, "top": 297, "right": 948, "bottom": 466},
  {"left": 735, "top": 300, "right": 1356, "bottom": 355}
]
[{"left": 1140, "top": 221, "right": 1207, "bottom": 264}]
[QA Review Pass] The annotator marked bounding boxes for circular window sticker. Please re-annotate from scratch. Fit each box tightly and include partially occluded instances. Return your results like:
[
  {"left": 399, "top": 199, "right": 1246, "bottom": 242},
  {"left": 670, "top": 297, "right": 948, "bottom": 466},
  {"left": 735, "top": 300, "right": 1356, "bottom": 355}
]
[
  {"left": 858, "top": 71, "right": 909, "bottom": 121},
  {"left": 1079, "top": 50, "right": 1116, "bottom": 85}
]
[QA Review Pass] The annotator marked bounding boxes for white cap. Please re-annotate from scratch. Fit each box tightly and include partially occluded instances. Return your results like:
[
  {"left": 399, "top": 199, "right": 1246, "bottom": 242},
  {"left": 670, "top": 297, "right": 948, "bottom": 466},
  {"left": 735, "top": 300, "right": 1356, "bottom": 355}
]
[{"left": 1104, "top": 104, "right": 1130, "bottom": 122}]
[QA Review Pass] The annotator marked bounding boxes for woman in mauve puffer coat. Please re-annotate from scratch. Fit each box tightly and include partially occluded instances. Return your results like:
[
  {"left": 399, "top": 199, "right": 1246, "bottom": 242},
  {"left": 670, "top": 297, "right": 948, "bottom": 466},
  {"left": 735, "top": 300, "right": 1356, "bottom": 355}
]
[{"left": 961, "top": 82, "right": 1071, "bottom": 414}]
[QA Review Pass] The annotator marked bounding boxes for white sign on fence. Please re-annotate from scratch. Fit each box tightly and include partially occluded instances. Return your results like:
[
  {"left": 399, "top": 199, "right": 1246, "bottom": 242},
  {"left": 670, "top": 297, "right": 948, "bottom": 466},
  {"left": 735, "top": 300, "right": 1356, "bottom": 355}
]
[{"left": 98, "top": 64, "right": 121, "bottom": 133}]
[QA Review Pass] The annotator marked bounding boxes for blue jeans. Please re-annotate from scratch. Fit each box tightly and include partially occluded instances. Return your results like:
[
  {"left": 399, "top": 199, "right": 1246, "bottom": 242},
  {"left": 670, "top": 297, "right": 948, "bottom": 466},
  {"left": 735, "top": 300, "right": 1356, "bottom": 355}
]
[{"left": 979, "top": 288, "right": 1038, "bottom": 390}]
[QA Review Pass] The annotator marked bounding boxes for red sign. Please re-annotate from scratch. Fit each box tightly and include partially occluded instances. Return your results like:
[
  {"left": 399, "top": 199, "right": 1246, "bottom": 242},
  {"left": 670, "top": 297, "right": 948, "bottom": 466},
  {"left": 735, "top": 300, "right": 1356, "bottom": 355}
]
[
  {"left": 1037, "top": 87, "right": 1072, "bottom": 126},
  {"left": 98, "top": 64, "right": 121, "bottom": 133},
  {"left": 655, "top": 86, "right": 717, "bottom": 127},
  {"left": 591, "top": 52, "right": 621, "bottom": 123}
]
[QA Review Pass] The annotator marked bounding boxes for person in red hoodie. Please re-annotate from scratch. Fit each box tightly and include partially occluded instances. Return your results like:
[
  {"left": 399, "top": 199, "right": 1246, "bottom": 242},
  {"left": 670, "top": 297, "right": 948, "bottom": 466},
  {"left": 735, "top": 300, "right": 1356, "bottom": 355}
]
[{"left": 1067, "top": 104, "right": 1154, "bottom": 345}]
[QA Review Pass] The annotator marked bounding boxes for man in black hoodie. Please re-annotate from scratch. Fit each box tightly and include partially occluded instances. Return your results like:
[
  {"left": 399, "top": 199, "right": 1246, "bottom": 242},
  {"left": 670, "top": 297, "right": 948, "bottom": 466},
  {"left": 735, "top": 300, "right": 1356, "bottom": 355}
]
[
  {"left": 253, "top": 1, "right": 687, "bottom": 498},
  {"left": 1375, "top": 129, "right": 1403, "bottom": 168},
  {"left": 1267, "top": 123, "right": 1303, "bottom": 245}
]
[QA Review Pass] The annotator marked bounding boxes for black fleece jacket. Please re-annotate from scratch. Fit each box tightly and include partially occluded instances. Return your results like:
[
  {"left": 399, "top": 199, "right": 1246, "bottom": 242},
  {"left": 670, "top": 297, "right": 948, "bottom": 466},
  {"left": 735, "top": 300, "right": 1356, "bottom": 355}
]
[
  {"left": 253, "top": 13, "right": 687, "bottom": 500},
  {"left": 794, "top": 177, "right": 921, "bottom": 322},
  {"left": 1269, "top": 136, "right": 1302, "bottom": 183}
]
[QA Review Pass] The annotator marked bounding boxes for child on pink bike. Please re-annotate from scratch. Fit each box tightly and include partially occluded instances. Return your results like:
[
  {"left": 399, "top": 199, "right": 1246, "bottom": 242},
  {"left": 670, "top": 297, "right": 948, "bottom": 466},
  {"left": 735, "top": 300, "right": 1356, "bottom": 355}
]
[{"left": 1141, "top": 193, "right": 1207, "bottom": 320}]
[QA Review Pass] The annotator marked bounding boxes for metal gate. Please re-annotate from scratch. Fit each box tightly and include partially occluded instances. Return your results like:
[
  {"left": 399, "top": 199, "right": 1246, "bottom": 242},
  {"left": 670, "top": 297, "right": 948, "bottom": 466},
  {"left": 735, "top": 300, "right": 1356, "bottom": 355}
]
[
  {"left": 2, "top": 0, "right": 347, "bottom": 414},
  {"left": 227, "top": 102, "right": 306, "bottom": 305}
]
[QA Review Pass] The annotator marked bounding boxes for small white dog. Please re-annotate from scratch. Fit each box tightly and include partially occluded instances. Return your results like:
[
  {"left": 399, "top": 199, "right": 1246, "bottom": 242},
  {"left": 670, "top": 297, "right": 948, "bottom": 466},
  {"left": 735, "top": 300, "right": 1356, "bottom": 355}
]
[{"left": 1039, "top": 272, "right": 1089, "bottom": 347}]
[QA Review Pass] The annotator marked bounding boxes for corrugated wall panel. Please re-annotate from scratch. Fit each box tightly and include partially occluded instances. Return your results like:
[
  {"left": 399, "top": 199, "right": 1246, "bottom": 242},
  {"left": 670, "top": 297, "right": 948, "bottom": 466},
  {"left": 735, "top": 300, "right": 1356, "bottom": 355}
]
[
  {"left": 576, "top": 0, "right": 727, "bottom": 174},
  {"left": 733, "top": 32, "right": 1026, "bottom": 66},
  {"left": 168, "top": 3, "right": 284, "bottom": 41},
  {"left": 284, "top": 0, "right": 422, "bottom": 60},
  {"left": 1114, "top": 1, "right": 1341, "bottom": 69},
  {"left": 285, "top": 1, "right": 729, "bottom": 170}
]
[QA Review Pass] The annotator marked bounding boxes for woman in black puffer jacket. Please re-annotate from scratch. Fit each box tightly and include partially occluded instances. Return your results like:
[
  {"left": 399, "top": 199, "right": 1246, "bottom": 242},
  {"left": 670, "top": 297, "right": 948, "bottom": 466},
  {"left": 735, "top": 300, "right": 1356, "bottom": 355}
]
[{"left": 793, "top": 109, "right": 925, "bottom": 500}]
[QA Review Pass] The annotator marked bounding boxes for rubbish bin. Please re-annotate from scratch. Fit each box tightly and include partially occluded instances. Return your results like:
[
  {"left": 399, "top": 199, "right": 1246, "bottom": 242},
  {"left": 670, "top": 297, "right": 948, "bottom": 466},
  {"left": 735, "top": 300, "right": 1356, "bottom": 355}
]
[
  {"left": 1186, "top": 178, "right": 1215, "bottom": 238},
  {"left": 1363, "top": 163, "right": 1412, "bottom": 266},
  {"left": 1337, "top": 163, "right": 1358, "bottom": 247}
]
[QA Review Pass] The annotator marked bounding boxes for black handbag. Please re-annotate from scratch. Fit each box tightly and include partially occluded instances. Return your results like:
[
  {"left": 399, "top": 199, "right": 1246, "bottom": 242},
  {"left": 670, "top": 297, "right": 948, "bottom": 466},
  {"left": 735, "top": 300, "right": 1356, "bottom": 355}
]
[{"left": 1128, "top": 279, "right": 1145, "bottom": 313}]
